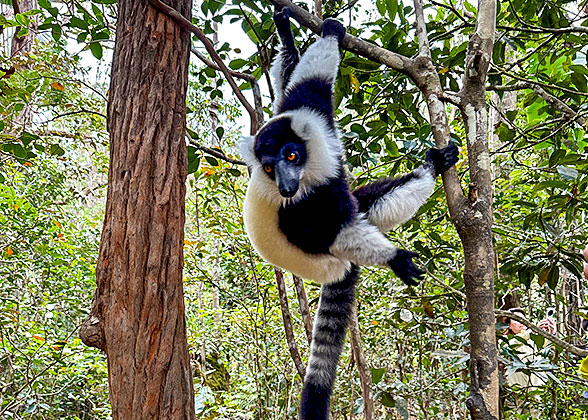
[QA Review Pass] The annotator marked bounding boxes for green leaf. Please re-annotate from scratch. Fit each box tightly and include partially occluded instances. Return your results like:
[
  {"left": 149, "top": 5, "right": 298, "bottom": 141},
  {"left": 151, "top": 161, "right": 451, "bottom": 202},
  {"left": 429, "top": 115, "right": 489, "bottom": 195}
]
[
  {"left": 69, "top": 16, "right": 89, "bottom": 30},
  {"left": 228, "top": 59, "right": 247, "bottom": 70},
  {"left": 48, "top": 144, "right": 65, "bottom": 156},
  {"left": 370, "top": 367, "right": 386, "bottom": 384},
  {"left": 205, "top": 156, "right": 219, "bottom": 166},
  {"left": 215, "top": 126, "right": 224, "bottom": 140},
  {"left": 89, "top": 42, "right": 103, "bottom": 59},
  {"left": 38, "top": 0, "right": 51, "bottom": 8}
]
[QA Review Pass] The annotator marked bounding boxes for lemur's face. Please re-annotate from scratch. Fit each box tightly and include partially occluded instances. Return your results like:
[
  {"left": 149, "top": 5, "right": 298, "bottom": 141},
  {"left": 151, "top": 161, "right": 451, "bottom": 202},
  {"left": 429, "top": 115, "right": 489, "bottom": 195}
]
[{"left": 254, "top": 118, "right": 308, "bottom": 198}]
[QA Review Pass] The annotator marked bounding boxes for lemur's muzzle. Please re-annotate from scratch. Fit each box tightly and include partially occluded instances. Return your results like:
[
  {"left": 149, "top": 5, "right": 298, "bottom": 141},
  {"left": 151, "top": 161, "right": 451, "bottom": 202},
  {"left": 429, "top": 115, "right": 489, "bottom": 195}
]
[{"left": 275, "top": 160, "right": 301, "bottom": 198}]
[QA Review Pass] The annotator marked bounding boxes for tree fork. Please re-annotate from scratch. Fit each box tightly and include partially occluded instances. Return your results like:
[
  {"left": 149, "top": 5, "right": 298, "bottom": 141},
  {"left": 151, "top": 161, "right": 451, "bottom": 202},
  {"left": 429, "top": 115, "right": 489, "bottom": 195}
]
[{"left": 80, "top": 1, "right": 196, "bottom": 419}]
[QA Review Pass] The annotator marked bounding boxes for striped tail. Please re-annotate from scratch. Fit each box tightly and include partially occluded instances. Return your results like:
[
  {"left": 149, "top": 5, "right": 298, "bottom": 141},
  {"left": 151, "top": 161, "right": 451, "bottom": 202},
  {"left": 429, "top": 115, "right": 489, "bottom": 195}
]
[{"left": 300, "top": 264, "right": 359, "bottom": 420}]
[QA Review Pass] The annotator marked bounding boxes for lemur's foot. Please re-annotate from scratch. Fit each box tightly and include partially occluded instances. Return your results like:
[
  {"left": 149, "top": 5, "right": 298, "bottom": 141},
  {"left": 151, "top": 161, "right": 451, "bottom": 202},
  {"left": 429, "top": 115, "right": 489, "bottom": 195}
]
[
  {"left": 274, "top": 6, "right": 292, "bottom": 22},
  {"left": 425, "top": 142, "right": 459, "bottom": 177},
  {"left": 321, "top": 18, "right": 346, "bottom": 44},
  {"left": 388, "top": 249, "right": 425, "bottom": 286}
]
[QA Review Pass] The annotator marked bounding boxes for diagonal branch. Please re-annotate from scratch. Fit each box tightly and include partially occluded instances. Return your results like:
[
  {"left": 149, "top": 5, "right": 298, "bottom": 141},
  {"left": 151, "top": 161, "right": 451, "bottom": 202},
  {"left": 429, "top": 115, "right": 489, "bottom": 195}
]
[
  {"left": 190, "top": 47, "right": 264, "bottom": 129},
  {"left": 148, "top": 0, "right": 259, "bottom": 134},
  {"left": 495, "top": 310, "right": 588, "bottom": 357},
  {"left": 187, "top": 138, "right": 246, "bottom": 166},
  {"left": 292, "top": 274, "right": 313, "bottom": 345},
  {"left": 275, "top": 268, "right": 306, "bottom": 380}
]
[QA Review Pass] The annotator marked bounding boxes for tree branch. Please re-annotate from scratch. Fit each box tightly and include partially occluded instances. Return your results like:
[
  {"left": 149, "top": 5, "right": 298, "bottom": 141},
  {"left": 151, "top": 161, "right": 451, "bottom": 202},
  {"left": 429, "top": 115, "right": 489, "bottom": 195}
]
[
  {"left": 187, "top": 138, "right": 246, "bottom": 166},
  {"left": 349, "top": 301, "right": 373, "bottom": 420},
  {"left": 292, "top": 274, "right": 313, "bottom": 345},
  {"left": 275, "top": 268, "right": 306, "bottom": 380},
  {"left": 190, "top": 47, "right": 264, "bottom": 128},
  {"left": 148, "top": 0, "right": 259, "bottom": 134},
  {"left": 495, "top": 310, "right": 588, "bottom": 357},
  {"left": 266, "top": 0, "right": 413, "bottom": 74}
]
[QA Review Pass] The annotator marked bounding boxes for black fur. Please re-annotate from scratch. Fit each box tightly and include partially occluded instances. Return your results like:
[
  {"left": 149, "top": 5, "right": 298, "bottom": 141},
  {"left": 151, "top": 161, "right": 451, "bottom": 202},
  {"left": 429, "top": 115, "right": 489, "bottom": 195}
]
[
  {"left": 426, "top": 142, "right": 459, "bottom": 177},
  {"left": 278, "top": 78, "right": 336, "bottom": 125},
  {"left": 274, "top": 7, "right": 299, "bottom": 89},
  {"left": 279, "top": 175, "right": 357, "bottom": 254},
  {"left": 389, "top": 250, "right": 425, "bottom": 286}
]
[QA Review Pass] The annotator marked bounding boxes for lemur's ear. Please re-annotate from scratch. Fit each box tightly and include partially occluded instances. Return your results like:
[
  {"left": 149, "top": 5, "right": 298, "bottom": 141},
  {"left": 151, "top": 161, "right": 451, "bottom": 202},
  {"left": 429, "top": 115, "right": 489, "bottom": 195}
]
[{"left": 239, "top": 136, "right": 257, "bottom": 167}]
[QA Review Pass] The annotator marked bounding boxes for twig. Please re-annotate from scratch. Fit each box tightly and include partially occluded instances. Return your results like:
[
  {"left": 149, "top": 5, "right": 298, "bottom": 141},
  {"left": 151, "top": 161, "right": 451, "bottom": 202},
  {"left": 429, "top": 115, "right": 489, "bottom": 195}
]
[
  {"left": 190, "top": 46, "right": 264, "bottom": 127},
  {"left": 495, "top": 310, "right": 588, "bottom": 357},
  {"left": 187, "top": 138, "right": 246, "bottom": 166},
  {"left": 292, "top": 274, "right": 313, "bottom": 345},
  {"left": 147, "top": 0, "right": 259, "bottom": 134},
  {"left": 40, "top": 109, "right": 106, "bottom": 125},
  {"left": 274, "top": 268, "right": 306, "bottom": 380},
  {"left": 349, "top": 301, "right": 373, "bottom": 420}
]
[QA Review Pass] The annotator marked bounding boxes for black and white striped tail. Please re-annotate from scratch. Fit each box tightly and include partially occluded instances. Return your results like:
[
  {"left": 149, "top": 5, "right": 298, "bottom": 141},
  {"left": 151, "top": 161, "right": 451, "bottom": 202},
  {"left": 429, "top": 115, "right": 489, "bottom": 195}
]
[{"left": 300, "top": 265, "right": 359, "bottom": 420}]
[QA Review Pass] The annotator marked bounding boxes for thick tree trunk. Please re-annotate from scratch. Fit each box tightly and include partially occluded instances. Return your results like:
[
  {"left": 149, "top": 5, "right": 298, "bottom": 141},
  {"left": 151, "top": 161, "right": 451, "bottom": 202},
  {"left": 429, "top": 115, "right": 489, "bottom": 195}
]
[{"left": 80, "top": 1, "right": 195, "bottom": 419}]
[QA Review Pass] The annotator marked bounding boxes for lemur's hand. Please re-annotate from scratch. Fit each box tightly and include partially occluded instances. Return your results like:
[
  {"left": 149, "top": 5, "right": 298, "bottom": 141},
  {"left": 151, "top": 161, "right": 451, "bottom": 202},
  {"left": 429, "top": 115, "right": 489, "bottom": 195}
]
[
  {"left": 425, "top": 142, "right": 459, "bottom": 177},
  {"left": 388, "top": 249, "right": 425, "bottom": 287},
  {"left": 321, "top": 18, "right": 346, "bottom": 44}
]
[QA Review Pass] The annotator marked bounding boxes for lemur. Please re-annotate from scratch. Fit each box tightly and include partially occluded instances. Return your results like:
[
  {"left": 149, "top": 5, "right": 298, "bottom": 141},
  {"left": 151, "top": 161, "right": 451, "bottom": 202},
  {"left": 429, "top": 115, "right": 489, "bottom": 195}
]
[{"left": 240, "top": 8, "right": 459, "bottom": 420}]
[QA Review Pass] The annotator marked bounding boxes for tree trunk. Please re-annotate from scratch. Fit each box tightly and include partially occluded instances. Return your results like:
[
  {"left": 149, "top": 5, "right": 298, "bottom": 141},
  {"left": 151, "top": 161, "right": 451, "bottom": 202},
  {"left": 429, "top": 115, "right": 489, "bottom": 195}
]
[
  {"left": 11, "top": 0, "right": 38, "bottom": 56},
  {"left": 80, "top": 1, "right": 195, "bottom": 419}
]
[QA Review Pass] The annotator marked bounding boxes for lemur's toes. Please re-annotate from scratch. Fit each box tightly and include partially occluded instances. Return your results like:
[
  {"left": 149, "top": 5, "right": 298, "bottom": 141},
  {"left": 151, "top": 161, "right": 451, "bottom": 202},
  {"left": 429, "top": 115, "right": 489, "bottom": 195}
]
[
  {"left": 321, "top": 18, "right": 346, "bottom": 43},
  {"left": 425, "top": 141, "right": 459, "bottom": 177},
  {"left": 388, "top": 249, "right": 425, "bottom": 287}
]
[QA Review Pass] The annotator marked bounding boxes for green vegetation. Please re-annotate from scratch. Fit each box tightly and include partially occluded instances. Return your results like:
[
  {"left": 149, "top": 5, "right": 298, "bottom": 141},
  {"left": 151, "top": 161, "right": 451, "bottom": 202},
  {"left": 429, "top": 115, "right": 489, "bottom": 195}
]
[{"left": 1, "top": 0, "right": 587, "bottom": 418}]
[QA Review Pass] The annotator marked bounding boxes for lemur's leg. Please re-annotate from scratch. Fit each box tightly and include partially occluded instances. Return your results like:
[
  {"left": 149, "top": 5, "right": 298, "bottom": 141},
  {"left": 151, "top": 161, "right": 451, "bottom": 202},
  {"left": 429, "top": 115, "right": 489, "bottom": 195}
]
[
  {"left": 329, "top": 217, "right": 424, "bottom": 286},
  {"left": 270, "top": 7, "right": 300, "bottom": 107},
  {"left": 276, "top": 18, "right": 346, "bottom": 121},
  {"left": 353, "top": 142, "right": 459, "bottom": 232}
]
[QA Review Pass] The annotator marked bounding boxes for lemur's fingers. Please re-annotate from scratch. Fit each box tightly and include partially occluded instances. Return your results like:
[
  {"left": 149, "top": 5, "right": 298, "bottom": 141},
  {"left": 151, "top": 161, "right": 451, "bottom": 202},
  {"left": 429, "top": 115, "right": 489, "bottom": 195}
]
[
  {"left": 388, "top": 250, "right": 425, "bottom": 286},
  {"left": 425, "top": 142, "right": 459, "bottom": 177},
  {"left": 321, "top": 18, "right": 346, "bottom": 44}
]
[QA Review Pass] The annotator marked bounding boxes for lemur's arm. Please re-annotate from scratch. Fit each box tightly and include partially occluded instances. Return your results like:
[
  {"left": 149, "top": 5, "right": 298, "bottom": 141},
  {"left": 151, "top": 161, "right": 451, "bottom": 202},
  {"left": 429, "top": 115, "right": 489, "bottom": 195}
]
[
  {"left": 275, "top": 18, "right": 346, "bottom": 122},
  {"left": 353, "top": 142, "right": 459, "bottom": 232},
  {"left": 329, "top": 217, "right": 424, "bottom": 286},
  {"left": 270, "top": 7, "right": 300, "bottom": 107}
]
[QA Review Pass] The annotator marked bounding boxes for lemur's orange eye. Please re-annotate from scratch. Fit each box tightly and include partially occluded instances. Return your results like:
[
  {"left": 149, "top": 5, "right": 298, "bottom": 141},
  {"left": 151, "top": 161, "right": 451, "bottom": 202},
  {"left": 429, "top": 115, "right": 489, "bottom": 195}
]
[
  {"left": 264, "top": 165, "right": 272, "bottom": 173},
  {"left": 287, "top": 153, "right": 297, "bottom": 161}
]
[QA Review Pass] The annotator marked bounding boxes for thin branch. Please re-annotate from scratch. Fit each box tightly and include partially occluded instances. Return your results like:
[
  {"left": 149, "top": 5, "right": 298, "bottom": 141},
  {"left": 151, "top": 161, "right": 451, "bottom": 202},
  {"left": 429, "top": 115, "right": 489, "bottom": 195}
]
[
  {"left": 292, "top": 274, "right": 313, "bottom": 345},
  {"left": 314, "top": 0, "right": 322, "bottom": 19},
  {"left": 187, "top": 138, "right": 246, "bottom": 166},
  {"left": 147, "top": 0, "right": 259, "bottom": 134},
  {"left": 495, "top": 310, "right": 588, "bottom": 357},
  {"left": 275, "top": 268, "right": 306, "bottom": 380},
  {"left": 413, "top": 0, "right": 431, "bottom": 57},
  {"left": 190, "top": 47, "right": 264, "bottom": 128},
  {"left": 40, "top": 109, "right": 106, "bottom": 125},
  {"left": 349, "top": 301, "right": 373, "bottom": 420}
]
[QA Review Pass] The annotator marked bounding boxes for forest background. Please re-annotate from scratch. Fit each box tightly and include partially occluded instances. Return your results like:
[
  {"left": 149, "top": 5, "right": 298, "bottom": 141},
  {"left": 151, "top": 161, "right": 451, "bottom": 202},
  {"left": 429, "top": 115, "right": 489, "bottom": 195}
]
[{"left": 1, "top": 0, "right": 588, "bottom": 419}]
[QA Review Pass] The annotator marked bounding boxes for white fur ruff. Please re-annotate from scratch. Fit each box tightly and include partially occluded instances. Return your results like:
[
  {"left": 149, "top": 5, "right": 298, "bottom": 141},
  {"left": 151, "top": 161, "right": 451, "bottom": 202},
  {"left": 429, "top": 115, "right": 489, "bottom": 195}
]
[{"left": 243, "top": 174, "right": 351, "bottom": 284}]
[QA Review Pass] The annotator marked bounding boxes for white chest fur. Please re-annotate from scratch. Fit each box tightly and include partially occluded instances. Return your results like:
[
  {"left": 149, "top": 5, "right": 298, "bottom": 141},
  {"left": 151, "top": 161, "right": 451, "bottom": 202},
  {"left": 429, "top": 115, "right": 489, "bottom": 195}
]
[{"left": 243, "top": 179, "right": 350, "bottom": 285}]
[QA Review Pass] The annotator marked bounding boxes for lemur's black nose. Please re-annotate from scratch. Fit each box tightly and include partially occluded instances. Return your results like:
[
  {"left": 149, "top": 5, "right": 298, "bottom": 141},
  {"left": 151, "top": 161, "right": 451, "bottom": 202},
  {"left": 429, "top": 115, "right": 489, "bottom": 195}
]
[{"left": 279, "top": 185, "right": 297, "bottom": 197}]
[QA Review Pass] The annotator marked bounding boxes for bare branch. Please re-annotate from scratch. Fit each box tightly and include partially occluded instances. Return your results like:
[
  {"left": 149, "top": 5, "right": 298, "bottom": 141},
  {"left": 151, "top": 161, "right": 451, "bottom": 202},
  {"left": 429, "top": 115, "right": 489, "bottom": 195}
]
[
  {"left": 413, "top": 0, "right": 431, "bottom": 57},
  {"left": 314, "top": 0, "right": 322, "bottom": 19},
  {"left": 147, "top": 0, "right": 259, "bottom": 134},
  {"left": 274, "top": 268, "right": 306, "bottom": 380},
  {"left": 40, "top": 109, "right": 106, "bottom": 125},
  {"left": 187, "top": 137, "right": 246, "bottom": 166},
  {"left": 292, "top": 274, "right": 313, "bottom": 345},
  {"left": 495, "top": 310, "right": 588, "bottom": 357},
  {"left": 349, "top": 301, "right": 373, "bottom": 420},
  {"left": 190, "top": 47, "right": 264, "bottom": 128}
]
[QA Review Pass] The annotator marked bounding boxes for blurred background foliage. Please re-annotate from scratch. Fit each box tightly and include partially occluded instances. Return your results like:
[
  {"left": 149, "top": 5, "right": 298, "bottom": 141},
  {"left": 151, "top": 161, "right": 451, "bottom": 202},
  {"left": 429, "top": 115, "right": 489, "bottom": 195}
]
[{"left": 1, "top": 0, "right": 587, "bottom": 419}]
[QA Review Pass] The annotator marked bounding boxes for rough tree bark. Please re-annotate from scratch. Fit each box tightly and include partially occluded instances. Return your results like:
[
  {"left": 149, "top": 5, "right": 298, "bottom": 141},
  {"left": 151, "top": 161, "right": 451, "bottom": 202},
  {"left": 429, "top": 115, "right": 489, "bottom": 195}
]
[
  {"left": 79, "top": 1, "right": 196, "bottom": 419},
  {"left": 11, "top": 0, "right": 38, "bottom": 56}
]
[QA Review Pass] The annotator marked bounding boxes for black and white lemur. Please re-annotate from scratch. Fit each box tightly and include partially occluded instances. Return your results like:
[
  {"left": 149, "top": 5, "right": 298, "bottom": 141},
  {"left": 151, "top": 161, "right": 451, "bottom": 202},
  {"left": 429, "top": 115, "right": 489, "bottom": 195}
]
[{"left": 240, "top": 8, "right": 459, "bottom": 420}]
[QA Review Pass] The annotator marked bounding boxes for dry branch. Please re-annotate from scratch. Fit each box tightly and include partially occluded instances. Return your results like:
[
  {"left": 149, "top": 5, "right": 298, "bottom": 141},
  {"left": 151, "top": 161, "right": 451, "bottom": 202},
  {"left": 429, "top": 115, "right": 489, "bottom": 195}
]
[
  {"left": 275, "top": 268, "right": 306, "bottom": 380},
  {"left": 292, "top": 274, "right": 313, "bottom": 345}
]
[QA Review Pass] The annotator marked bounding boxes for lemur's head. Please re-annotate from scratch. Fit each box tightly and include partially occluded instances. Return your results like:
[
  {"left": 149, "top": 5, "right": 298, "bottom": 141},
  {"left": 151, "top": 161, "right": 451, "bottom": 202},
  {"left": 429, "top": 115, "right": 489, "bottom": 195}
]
[{"left": 240, "top": 109, "right": 343, "bottom": 201}]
